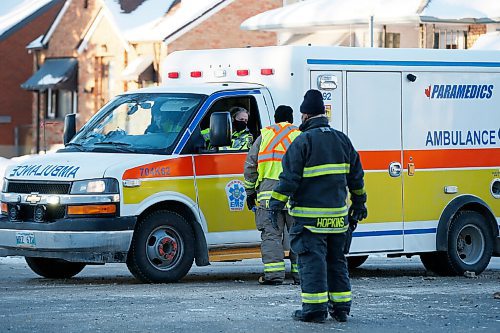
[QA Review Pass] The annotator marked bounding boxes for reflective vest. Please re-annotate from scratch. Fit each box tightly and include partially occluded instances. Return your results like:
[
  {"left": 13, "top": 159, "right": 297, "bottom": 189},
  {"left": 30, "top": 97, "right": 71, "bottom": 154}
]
[
  {"left": 201, "top": 128, "right": 252, "bottom": 150},
  {"left": 256, "top": 122, "right": 300, "bottom": 201},
  {"left": 220, "top": 129, "right": 253, "bottom": 151}
]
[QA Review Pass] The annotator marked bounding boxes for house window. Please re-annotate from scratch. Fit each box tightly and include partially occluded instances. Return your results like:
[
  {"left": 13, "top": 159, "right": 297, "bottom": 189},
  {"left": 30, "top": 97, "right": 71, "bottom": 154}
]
[
  {"left": 46, "top": 90, "right": 76, "bottom": 119},
  {"left": 434, "top": 29, "right": 467, "bottom": 49},
  {"left": 385, "top": 33, "right": 400, "bottom": 48}
]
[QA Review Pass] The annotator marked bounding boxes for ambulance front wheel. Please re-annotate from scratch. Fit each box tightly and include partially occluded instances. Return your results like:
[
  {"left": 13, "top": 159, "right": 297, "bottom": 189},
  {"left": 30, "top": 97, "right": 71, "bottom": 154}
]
[
  {"left": 127, "top": 210, "right": 195, "bottom": 283},
  {"left": 421, "top": 211, "right": 494, "bottom": 276},
  {"left": 25, "top": 257, "right": 86, "bottom": 279}
]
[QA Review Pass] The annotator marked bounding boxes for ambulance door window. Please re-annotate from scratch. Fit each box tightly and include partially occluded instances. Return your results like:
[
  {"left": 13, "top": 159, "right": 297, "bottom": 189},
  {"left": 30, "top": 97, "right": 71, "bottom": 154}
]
[{"left": 198, "top": 95, "right": 262, "bottom": 152}]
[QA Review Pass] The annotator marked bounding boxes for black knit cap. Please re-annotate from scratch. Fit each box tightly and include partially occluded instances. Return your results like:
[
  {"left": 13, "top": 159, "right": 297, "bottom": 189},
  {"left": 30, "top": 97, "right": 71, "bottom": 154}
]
[
  {"left": 300, "top": 89, "right": 325, "bottom": 115},
  {"left": 274, "top": 105, "right": 293, "bottom": 123}
]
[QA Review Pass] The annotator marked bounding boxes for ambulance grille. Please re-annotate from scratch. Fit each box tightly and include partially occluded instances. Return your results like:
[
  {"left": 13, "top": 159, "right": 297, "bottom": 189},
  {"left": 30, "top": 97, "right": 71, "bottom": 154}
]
[{"left": 7, "top": 181, "right": 71, "bottom": 194}]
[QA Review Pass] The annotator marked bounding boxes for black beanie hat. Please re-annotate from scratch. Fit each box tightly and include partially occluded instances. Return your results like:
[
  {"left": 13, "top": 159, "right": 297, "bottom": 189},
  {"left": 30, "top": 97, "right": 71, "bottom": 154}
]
[
  {"left": 274, "top": 105, "right": 293, "bottom": 123},
  {"left": 300, "top": 89, "right": 325, "bottom": 115}
]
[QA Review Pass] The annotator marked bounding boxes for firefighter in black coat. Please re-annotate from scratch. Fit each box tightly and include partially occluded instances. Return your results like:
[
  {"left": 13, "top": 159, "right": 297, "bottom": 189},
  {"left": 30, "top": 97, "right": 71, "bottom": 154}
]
[{"left": 269, "top": 89, "right": 367, "bottom": 323}]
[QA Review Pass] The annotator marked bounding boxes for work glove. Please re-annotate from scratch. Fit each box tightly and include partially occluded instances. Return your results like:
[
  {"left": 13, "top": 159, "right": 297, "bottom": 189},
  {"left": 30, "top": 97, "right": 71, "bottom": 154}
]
[
  {"left": 344, "top": 214, "right": 359, "bottom": 255},
  {"left": 246, "top": 192, "right": 257, "bottom": 211},
  {"left": 269, "top": 210, "right": 279, "bottom": 231},
  {"left": 348, "top": 202, "right": 367, "bottom": 222}
]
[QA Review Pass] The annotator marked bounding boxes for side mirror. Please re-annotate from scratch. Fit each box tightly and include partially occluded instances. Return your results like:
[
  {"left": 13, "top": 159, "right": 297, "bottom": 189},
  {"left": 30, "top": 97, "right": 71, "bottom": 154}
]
[
  {"left": 63, "top": 113, "right": 76, "bottom": 145},
  {"left": 209, "top": 112, "right": 232, "bottom": 147}
]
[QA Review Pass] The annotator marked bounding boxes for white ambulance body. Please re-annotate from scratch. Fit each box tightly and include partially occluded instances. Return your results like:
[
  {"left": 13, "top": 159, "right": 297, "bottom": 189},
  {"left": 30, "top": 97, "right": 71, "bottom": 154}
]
[{"left": 1, "top": 46, "right": 499, "bottom": 282}]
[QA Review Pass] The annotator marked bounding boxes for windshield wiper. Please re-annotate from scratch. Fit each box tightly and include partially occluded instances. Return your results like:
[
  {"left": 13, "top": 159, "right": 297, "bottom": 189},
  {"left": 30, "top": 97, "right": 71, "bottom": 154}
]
[
  {"left": 64, "top": 142, "right": 85, "bottom": 151},
  {"left": 93, "top": 141, "right": 134, "bottom": 152},
  {"left": 94, "top": 141, "right": 131, "bottom": 146}
]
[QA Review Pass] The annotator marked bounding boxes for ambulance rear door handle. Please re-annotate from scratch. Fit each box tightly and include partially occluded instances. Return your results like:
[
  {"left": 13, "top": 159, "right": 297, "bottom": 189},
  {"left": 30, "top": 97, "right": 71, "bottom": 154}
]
[{"left": 388, "top": 162, "right": 402, "bottom": 177}]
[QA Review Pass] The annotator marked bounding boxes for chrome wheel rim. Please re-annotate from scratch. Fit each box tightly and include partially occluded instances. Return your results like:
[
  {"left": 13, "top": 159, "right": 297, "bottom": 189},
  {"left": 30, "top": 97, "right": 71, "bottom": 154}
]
[
  {"left": 145, "top": 226, "right": 184, "bottom": 271},
  {"left": 455, "top": 224, "right": 484, "bottom": 265}
]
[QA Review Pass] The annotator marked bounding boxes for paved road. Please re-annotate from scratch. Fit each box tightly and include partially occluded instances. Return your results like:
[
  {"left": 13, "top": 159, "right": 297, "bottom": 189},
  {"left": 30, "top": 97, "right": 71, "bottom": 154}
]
[{"left": 0, "top": 256, "right": 499, "bottom": 332}]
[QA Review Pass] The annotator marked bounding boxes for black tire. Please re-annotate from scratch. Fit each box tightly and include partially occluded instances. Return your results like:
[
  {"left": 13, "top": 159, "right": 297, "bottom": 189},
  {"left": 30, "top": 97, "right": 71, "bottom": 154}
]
[
  {"left": 25, "top": 257, "right": 86, "bottom": 279},
  {"left": 127, "top": 210, "right": 195, "bottom": 283},
  {"left": 421, "top": 211, "right": 494, "bottom": 276},
  {"left": 420, "top": 252, "right": 454, "bottom": 276},
  {"left": 347, "top": 255, "right": 368, "bottom": 269}
]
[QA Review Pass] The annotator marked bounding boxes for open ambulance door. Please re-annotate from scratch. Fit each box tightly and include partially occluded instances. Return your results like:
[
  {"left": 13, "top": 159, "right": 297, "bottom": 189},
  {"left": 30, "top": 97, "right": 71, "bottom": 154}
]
[
  {"left": 192, "top": 89, "right": 272, "bottom": 247},
  {"left": 344, "top": 71, "right": 404, "bottom": 254}
]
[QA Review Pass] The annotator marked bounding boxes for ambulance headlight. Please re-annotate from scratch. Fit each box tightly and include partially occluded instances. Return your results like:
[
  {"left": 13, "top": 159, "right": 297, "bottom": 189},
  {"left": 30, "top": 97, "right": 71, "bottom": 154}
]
[
  {"left": 1, "top": 178, "right": 7, "bottom": 193},
  {"left": 70, "top": 178, "right": 119, "bottom": 194}
]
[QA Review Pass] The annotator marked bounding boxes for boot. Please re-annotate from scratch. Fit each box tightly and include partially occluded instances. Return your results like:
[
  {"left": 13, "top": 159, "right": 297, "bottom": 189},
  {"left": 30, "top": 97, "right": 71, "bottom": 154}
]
[
  {"left": 258, "top": 276, "right": 282, "bottom": 285},
  {"left": 331, "top": 310, "right": 348, "bottom": 322},
  {"left": 292, "top": 310, "right": 327, "bottom": 323}
]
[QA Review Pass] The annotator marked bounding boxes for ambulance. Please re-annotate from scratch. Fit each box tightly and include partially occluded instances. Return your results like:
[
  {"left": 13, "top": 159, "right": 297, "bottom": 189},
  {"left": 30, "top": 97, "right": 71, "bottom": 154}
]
[{"left": 1, "top": 46, "right": 499, "bottom": 282}]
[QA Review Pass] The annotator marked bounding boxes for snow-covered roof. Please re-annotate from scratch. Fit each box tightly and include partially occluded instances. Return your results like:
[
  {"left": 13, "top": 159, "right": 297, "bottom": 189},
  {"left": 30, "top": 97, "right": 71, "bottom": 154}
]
[
  {"left": 103, "top": 0, "right": 176, "bottom": 41},
  {"left": 104, "top": 0, "right": 229, "bottom": 42},
  {"left": 26, "top": 34, "right": 45, "bottom": 49},
  {"left": 122, "top": 55, "right": 153, "bottom": 80},
  {"left": 471, "top": 31, "right": 500, "bottom": 50},
  {"left": 241, "top": 0, "right": 500, "bottom": 32},
  {"left": 0, "top": 0, "right": 55, "bottom": 40}
]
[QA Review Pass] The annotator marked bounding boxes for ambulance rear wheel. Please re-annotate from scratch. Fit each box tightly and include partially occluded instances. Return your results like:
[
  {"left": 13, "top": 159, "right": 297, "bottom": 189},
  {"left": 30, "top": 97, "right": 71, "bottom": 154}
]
[
  {"left": 25, "top": 257, "right": 86, "bottom": 279},
  {"left": 420, "top": 211, "right": 493, "bottom": 276},
  {"left": 347, "top": 255, "right": 368, "bottom": 269},
  {"left": 446, "top": 211, "right": 493, "bottom": 275},
  {"left": 127, "top": 210, "right": 195, "bottom": 283}
]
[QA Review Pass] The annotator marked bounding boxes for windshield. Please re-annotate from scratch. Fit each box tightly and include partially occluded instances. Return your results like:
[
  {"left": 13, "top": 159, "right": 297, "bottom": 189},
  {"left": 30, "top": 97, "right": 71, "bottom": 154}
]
[{"left": 69, "top": 93, "right": 205, "bottom": 154}]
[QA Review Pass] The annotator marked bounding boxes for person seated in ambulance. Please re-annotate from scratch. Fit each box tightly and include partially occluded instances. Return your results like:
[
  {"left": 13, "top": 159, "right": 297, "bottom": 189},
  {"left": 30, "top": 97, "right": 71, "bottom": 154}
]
[
  {"left": 201, "top": 106, "right": 254, "bottom": 150},
  {"left": 144, "top": 111, "right": 165, "bottom": 134},
  {"left": 144, "top": 102, "right": 182, "bottom": 135}
]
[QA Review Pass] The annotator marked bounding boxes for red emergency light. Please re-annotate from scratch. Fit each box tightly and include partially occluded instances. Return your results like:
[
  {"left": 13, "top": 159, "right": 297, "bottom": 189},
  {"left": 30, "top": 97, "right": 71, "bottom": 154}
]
[
  {"left": 237, "top": 69, "right": 249, "bottom": 76},
  {"left": 261, "top": 68, "right": 274, "bottom": 75},
  {"left": 191, "top": 71, "right": 202, "bottom": 78},
  {"left": 168, "top": 72, "right": 179, "bottom": 79}
]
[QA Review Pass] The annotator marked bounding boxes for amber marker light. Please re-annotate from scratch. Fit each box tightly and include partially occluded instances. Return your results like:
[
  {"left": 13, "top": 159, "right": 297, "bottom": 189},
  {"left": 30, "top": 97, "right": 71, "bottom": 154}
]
[
  {"left": 67, "top": 204, "right": 116, "bottom": 215},
  {"left": 1, "top": 202, "right": 7, "bottom": 214}
]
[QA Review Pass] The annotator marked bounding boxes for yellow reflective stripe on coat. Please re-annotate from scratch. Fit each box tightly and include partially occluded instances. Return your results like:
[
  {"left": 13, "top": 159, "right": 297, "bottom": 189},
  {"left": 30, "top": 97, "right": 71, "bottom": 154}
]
[
  {"left": 351, "top": 187, "right": 366, "bottom": 195},
  {"left": 243, "top": 179, "right": 256, "bottom": 189},
  {"left": 329, "top": 291, "right": 352, "bottom": 303},
  {"left": 291, "top": 263, "right": 299, "bottom": 273},
  {"left": 271, "top": 191, "right": 288, "bottom": 202},
  {"left": 289, "top": 205, "right": 348, "bottom": 218},
  {"left": 264, "top": 261, "right": 285, "bottom": 272},
  {"left": 301, "top": 292, "right": 328, "bottom": 304},
  {"left": 257, "top": 191, "right": 272, "bottom": 201},
  {"left": 303, "top": 163, "right": 350, "bottom": 178},
  {"left": 304, "top": 225, "right": 349, "bottom": 233}
]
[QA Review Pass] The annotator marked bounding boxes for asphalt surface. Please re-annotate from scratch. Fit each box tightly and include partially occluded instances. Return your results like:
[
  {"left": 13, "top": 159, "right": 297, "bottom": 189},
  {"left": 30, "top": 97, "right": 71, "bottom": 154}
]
[{"left": 0, "top": 255, "right": 499, "bottom": 333}]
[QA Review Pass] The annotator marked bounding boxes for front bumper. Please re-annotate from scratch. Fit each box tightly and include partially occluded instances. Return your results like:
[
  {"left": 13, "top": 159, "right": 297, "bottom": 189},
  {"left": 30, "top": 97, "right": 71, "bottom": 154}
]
[{"left": 0, "top": 216, "right": 136, "bottom": 263}]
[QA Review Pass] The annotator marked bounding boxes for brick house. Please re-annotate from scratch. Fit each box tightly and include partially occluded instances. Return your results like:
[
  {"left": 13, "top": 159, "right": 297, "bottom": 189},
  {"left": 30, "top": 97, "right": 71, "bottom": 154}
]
[
  {"left": 22, "top": 0, "right": 280, "bottom": 153},
  {"left": 0, "top": 0, "right": 64, "bottom": 157}
]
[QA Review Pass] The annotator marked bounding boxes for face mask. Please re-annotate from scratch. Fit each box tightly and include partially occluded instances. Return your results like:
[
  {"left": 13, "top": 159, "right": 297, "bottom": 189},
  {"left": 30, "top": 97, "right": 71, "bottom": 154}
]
[{"left": 233, "top": 120, "right": 247, "bottom": 132}]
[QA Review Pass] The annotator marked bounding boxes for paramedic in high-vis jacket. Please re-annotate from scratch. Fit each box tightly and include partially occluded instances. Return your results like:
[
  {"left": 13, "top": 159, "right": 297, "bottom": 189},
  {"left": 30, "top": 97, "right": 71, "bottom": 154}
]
[
  {"left": 268, "top": 90, "right": 367, "bottom": 323},
  {"left": 243, "top": 105, "right": 301, "bottom": 285},
  {"left": 201, "top": 106, "right": 253, "bottom": 150}
]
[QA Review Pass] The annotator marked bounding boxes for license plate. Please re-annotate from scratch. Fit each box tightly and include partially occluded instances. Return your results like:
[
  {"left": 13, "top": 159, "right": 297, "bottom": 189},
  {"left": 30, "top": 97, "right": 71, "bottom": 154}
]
[{"left": 16, "top": 232, "right": 36, "bottom": 248}]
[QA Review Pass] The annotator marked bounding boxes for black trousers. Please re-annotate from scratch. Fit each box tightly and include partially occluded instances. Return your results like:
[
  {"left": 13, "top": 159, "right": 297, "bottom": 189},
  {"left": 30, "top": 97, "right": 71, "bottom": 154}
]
[{"left": 290, "top": 223, "right": 352, "bottom": 314}]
